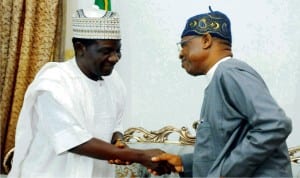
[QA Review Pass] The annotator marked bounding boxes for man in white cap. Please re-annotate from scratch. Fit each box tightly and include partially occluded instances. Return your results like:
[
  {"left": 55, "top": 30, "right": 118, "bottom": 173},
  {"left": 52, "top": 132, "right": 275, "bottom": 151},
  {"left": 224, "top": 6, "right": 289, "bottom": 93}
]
[{"left": 8, "top": 6, "right": 171, "bottom": 178}]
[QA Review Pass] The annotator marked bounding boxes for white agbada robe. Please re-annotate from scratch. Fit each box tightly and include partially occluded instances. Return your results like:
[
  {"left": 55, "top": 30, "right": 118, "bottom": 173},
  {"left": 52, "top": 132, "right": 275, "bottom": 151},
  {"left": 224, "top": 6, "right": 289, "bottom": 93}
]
[{"left": 8, "top": 58, "right": 126, "bottom": 178}]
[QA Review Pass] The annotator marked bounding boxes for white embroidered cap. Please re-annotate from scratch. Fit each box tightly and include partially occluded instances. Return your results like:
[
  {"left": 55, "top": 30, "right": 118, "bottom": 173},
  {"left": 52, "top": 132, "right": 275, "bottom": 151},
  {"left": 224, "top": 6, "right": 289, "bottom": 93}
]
[{"left": 72, "top": 5, "right": 121, "bottom": 39}]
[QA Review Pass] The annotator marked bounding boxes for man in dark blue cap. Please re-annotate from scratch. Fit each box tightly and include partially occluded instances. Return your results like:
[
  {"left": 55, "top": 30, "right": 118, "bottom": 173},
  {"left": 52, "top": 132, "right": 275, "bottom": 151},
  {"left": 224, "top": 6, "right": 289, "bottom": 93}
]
[{"left": 151, "top": 7, "right": 293, "bottom": 177}]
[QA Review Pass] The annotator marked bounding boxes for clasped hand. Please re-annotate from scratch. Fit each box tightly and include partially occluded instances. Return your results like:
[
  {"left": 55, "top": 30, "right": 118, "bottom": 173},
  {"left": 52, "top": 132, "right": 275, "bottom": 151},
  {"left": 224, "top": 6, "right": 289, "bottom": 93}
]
[
  {"left": 150, "top": 153, "right": 183, "bottom": 175},
  {"left": 109, "top": 140, "right": 183, "bottom": 176}
]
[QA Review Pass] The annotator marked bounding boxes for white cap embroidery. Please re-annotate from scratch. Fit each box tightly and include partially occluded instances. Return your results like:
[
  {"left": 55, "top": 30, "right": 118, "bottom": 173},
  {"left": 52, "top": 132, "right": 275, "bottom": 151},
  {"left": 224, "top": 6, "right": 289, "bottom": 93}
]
[{"left": 72, "top": 5, "right": 121, "bottom": 39}]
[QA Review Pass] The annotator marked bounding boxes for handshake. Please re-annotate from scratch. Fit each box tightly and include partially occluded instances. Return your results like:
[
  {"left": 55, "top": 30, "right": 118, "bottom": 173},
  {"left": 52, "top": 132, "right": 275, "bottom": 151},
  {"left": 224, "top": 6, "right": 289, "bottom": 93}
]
[{"left": 109, "top": 140, "right": 183, "bottom": 176}]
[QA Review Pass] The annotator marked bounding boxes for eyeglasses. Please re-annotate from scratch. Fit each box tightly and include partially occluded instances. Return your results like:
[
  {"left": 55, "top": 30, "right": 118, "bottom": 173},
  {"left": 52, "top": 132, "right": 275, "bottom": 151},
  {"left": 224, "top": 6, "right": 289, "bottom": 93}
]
[{"left": 176, "top": 36, "right": 199, "bottom": 52}]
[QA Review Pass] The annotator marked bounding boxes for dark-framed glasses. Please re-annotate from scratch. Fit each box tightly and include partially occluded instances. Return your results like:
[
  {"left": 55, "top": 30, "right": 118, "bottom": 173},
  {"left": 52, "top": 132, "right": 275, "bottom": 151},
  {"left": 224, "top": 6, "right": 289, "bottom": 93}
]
[{"left": 176, "top": 36, "right": 199, "bottom": 52}]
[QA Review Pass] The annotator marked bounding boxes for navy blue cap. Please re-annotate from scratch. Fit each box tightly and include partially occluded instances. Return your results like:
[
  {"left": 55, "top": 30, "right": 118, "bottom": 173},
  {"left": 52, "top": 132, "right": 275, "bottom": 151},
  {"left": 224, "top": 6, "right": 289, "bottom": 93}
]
[{"left": 181, "top": 6, "right": 232, "bottom": 44}]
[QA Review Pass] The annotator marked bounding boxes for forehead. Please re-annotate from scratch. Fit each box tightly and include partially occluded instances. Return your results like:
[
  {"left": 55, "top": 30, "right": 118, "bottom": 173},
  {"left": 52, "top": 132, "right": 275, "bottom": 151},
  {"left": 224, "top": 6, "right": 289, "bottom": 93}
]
[
  {"left": 180, "top": 35, "right": 201, "bottom": 45},
  {"left": 181, "top": 35, "right": 194, "bottom": 41},
  {"left": 93, "top": 39, "right": 121, "bottom": 48}
]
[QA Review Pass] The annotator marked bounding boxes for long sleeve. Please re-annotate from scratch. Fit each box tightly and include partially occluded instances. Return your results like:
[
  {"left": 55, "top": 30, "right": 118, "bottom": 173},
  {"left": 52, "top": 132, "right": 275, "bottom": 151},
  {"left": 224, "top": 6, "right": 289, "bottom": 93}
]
[
  {"left": 35, "top": 92, "right": 93, "bottom": 154},
  {"left": 218, "top": 68, "right": 292, "bottom": 176},
  {"left": 180, "top": 153, "right": 194, "bottom": 177}
]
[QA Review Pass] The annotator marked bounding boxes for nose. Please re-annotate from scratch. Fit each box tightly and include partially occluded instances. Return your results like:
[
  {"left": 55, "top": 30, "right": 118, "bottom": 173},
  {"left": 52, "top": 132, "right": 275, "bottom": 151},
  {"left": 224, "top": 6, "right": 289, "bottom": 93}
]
[
  {"left": 109, "top": 52, "right": 120, "bottom": 63},
  {"left": 179, "top": 50, "right": 184, "bottom": 60}
]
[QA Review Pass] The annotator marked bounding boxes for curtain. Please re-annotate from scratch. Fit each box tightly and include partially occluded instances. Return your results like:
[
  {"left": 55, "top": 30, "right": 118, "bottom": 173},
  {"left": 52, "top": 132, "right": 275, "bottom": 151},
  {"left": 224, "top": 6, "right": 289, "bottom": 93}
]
[{"left": 0, "top": 0, "right": 65, "bottom": 173}]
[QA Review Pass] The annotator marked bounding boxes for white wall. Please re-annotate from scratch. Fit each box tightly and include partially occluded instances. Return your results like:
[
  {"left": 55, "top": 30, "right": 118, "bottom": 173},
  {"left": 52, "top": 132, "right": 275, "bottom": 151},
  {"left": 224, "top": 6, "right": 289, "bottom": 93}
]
[
  {"left": 112, "top": 0, "right": 300, "bottom": 147},
  {"left": 67, "top": 0, "right": 300, "bottom": 147}
]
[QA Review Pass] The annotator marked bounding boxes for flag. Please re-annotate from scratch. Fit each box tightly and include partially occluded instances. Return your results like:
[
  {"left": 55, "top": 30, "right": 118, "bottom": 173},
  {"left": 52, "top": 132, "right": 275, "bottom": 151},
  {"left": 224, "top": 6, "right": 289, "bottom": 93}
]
[{"left": 95, "top": 0, "right": 111, "bottom": 11}]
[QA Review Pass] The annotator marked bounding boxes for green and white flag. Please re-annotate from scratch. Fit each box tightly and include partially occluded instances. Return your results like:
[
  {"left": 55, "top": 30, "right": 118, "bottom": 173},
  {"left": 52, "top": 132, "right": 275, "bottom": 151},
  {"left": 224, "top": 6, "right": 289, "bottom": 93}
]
[{"left": 95, "top": 0, "right": 111, "bottom": 11}]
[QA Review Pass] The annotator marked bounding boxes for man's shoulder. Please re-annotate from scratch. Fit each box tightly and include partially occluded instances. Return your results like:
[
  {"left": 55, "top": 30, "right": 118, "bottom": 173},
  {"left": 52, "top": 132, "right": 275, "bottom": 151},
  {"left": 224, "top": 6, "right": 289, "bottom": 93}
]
[
  {"left": 215, "top": 58, "right": 264, "bottom": 85},
  {"left": 35, "top": 59, "right": 75, "bottom": 81},
  {"left": 26, "top": 60, "right": 78, "bottom": 99},
  {"left": 217, "top": 58, "right": 257, "bottom": 75},
  {"left": 219, "top": 58, "right": 248, "bottom": 68}
]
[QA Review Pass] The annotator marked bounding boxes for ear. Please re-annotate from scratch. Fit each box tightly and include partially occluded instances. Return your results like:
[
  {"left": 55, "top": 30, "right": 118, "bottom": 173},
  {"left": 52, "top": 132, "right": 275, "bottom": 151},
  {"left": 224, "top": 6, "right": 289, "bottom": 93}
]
[
  {"left": 201, "top": 33, "right": 213, "bottom": 49},
  {"left": 74, "top": 42, "right": 86, "bottom": 57}
]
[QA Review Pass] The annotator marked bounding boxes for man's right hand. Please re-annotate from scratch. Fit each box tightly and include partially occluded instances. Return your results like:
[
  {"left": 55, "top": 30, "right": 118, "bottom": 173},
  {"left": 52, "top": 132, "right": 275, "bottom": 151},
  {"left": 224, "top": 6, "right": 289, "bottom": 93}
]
[
  {"left": 150, "top": 153, "right": 183, "bottom": 175},
  {"left": 139, "top": 149, "right": 174, "bottom": 175}
]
